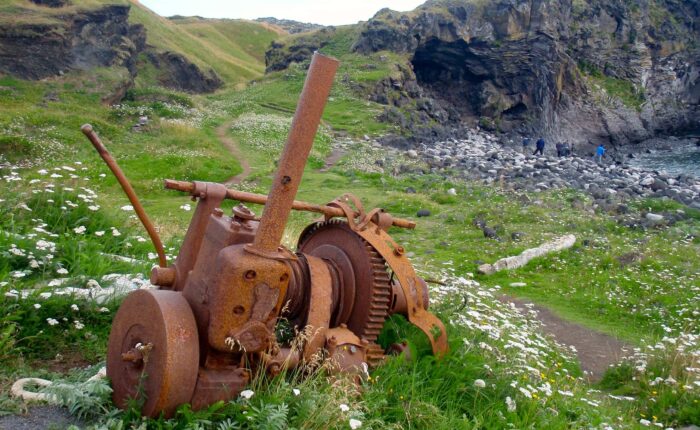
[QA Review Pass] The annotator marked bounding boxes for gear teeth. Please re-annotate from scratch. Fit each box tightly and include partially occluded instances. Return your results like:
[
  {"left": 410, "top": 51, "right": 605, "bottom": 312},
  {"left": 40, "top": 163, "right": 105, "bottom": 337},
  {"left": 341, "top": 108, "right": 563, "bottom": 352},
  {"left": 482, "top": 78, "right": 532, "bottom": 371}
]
[{"left": 297, "top": 219, "right": 392, "bottom": 344}]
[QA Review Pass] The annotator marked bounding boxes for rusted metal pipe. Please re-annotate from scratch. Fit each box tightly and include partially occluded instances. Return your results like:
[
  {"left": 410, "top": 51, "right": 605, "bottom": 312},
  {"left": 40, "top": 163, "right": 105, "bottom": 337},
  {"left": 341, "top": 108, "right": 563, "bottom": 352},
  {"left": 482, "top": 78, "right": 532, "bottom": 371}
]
[
  {"left": 81, "top": 124, "right": 168, "bottom": 267},
  {"left": 252, "top": 52, "right": 340, "bottom": 254},
  {"left": 163, "top": 179, "right": 416, "bottom": 230}
]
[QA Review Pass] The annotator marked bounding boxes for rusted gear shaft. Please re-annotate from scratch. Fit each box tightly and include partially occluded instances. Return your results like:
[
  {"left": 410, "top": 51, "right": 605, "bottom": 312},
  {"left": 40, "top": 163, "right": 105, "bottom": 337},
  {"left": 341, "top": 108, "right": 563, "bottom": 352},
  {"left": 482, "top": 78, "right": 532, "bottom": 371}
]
[{"left": 253, "top": 53, "right": 339, "bottom": 253}]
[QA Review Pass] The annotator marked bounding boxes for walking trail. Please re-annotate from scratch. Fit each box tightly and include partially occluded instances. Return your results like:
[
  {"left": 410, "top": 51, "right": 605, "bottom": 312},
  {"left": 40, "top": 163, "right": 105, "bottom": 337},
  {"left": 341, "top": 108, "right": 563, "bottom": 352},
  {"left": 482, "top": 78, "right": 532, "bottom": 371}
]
[
  {"left": 216, "top": 121, "right": 250, "bottom": 186},
  {"left": 503, "top": 296, "right": 631, "bottom": 382},
  {"left": 319, "top": 148, "right": 345, "bottom": 172}
]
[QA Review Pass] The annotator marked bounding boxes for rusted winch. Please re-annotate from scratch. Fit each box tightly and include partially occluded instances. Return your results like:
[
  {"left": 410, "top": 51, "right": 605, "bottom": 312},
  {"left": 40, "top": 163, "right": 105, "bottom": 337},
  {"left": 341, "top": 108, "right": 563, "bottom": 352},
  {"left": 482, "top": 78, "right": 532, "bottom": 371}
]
[{"left": 81, "top": 52, "right": 447, "bottom": 418}]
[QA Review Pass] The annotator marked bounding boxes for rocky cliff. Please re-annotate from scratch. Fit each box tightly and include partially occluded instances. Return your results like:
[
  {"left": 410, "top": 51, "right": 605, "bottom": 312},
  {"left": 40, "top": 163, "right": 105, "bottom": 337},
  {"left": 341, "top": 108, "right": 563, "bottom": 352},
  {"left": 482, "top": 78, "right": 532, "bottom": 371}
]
[
  {"left": 0, "top": 3, "right": 222, "bottom": 97},
  {"left": 267, "top": 0, "right": 700, "bottom": 150}
]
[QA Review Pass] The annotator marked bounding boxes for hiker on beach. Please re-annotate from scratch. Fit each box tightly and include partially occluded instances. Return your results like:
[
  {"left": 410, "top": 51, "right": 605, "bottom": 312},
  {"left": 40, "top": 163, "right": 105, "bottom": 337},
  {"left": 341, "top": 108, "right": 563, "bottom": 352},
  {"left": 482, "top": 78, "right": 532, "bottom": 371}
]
[
  {"left": 595, "top": 144, "right": 606, "bottom": 163},
  {"left": 522, "top": 137, "right": 530, "bottom": 154},
  {"left": 533, "top": 137, "right": 545, "bottom": 156},
  {"left": 556, "top": 142, "right": 563, "bottom": 157}
]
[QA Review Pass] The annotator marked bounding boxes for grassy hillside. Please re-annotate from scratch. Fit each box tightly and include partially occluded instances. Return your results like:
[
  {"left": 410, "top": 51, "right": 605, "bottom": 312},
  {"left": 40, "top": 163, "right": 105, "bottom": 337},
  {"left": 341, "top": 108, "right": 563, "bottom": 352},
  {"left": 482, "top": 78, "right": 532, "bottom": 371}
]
[{"left": 128, "top": 3, "right": 282, "bottom": 88}]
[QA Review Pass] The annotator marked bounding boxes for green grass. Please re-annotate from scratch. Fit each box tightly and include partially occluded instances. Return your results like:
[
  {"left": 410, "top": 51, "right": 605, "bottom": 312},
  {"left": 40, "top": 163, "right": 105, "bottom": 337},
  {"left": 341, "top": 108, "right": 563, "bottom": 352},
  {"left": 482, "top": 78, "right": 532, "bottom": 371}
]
[{"left": 1, "top": 10, "right": 699, "bottom": 427}]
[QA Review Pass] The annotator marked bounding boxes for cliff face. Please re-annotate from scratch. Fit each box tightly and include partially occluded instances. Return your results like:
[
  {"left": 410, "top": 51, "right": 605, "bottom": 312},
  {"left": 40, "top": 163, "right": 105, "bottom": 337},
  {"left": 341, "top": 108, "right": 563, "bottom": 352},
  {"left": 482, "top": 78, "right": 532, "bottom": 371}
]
[
  {"left": 0, "top": 3, "right": 222, "bottom": 97},
  {"left": 0, "top": 5, "right": 144, "bottom": 80},
  {"left": 267, "top": 0, "right": 699, "bottom": 147},
  {"left": 354, "top": 0, "right": 699, "bottom": 146}
]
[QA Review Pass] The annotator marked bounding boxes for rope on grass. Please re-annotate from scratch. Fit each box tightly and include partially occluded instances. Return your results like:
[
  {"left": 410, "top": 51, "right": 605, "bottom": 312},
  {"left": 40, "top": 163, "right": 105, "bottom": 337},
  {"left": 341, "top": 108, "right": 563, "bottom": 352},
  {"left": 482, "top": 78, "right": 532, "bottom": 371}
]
[{"left": 10, "top": 367, "right": 106, "bottom": 403}]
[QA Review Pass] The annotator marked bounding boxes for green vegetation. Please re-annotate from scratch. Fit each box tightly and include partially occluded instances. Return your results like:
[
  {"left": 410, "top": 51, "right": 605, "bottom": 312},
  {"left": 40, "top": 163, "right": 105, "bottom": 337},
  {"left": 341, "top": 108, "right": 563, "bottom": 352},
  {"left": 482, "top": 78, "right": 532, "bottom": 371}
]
[
  {"left": 128, "top": 5, "right": 281, "bottom": 88},
  {"left": 0, "top": 4, "right": 699, "bottom": 429},
  {"left": 578, "top": 61, "right": 646, "bottom": 111}
]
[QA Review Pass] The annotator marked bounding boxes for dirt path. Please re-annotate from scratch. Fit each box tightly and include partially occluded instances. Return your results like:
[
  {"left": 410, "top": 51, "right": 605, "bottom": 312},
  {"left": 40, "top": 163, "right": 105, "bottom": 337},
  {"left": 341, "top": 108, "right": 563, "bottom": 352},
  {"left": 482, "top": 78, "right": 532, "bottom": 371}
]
[
  {"left": 216, "top": 121, "right": 251, "bottom": 186},
  {"left": 319, "top": 148, "right": 345, "bottom": 172},
  {"left": 503, "top": 296, "right": 631, "bottom": 382}
]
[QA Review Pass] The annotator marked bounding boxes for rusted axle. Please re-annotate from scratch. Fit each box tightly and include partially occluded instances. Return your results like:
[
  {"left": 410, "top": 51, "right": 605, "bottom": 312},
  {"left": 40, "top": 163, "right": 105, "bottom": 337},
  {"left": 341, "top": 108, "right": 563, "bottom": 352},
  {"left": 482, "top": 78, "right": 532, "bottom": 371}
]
[{"left": 164, "top": 179, "right": 416, "bottom": 230}]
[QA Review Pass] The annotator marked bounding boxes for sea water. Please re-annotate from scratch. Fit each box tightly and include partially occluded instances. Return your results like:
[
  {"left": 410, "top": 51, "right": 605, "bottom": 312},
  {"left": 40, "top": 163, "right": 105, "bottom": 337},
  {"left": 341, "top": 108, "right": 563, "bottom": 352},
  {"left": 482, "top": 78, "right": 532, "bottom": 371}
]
[{"left": 629, "top": 142, "right": 700, "bottom": 177}]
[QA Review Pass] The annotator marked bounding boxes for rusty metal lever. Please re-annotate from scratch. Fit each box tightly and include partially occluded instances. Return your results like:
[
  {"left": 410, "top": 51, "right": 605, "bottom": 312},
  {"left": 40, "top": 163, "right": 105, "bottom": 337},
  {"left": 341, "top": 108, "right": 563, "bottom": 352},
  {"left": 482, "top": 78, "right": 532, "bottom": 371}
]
[
  {"left": 163, "top": 179, "right": 416, "bottom": 229},
  {"left": 81, "top": 124, "right": 168, "bottom": 268}
]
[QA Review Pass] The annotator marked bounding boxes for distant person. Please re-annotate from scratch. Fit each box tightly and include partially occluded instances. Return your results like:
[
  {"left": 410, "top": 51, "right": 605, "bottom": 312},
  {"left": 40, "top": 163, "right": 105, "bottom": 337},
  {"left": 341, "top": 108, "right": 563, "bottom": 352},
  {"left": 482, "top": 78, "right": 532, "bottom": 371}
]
[
  {"left": 533, "top": 137, "right": 545, "bottom": 156},
  {"left": 522, "top": 137, "right": 530, "bottom": 154},
  {"left": 556, "top": 142, "right": 563, "bottom": 157},
  {"left": 595, "top": 144, "right": 606, "bottom": 163}
]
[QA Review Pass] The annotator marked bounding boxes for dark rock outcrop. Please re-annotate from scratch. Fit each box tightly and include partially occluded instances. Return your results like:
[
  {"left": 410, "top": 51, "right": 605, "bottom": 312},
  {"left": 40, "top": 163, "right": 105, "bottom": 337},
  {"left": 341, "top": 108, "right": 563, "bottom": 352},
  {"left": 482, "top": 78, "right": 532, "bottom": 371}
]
[
  {"left": 0, "top": 4, "right": 223, "bottom": 97},
  {"left": 266, "top": 0, "right": 700, "bottom": 149},
  {"left": 0, "top": 5, "right": 143, "bottom": 80},
  {"left": 146, "top": 51, "right": 222, "bottom": 93},
  {"left": 265, "top": 28, "right": 335, "bottom": 72}
]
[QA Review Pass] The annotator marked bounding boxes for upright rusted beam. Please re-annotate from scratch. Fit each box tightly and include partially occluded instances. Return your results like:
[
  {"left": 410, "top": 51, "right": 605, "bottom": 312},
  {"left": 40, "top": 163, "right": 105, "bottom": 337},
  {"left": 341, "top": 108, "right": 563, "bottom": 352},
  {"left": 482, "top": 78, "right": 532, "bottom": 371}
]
[{"left": 251, "top": 52, "right": 340, "bottom": 254}]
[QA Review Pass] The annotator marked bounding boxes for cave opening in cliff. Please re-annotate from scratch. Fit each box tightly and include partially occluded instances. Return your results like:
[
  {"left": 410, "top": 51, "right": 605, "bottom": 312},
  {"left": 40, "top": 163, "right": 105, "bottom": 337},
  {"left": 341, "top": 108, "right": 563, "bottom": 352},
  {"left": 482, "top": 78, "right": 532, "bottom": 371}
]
[{"left": 411, "top": 38, "right": 491, "bottom": 120}]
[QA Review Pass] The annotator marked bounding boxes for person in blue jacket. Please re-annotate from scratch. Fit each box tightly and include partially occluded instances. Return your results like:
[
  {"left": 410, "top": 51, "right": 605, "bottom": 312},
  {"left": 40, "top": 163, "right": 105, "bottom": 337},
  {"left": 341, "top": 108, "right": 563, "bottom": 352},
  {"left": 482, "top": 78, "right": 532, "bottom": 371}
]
[
  {"left": 533, "top": 137, "right": 545, "bottom": 156},
  {"left": 594, "top": 144, "right": 605, "bottom": 163}
]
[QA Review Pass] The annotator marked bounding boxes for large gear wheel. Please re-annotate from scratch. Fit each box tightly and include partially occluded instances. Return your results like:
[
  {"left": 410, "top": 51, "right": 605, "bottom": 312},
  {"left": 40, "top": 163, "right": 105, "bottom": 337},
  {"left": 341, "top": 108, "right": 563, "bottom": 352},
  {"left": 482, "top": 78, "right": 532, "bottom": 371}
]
[{"left": 297, "top": 220, "right": 391, "bottom": 343}]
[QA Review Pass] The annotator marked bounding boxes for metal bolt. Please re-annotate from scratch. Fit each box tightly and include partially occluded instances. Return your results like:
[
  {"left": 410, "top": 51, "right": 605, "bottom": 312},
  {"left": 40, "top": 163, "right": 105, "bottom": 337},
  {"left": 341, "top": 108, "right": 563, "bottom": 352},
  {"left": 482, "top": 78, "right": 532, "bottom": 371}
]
[
  {"left": 244, "top": 270, "right": 256, "bottom": 280},
  {"left": 281, "top": 175, "right": 291, "bottom": 185}
]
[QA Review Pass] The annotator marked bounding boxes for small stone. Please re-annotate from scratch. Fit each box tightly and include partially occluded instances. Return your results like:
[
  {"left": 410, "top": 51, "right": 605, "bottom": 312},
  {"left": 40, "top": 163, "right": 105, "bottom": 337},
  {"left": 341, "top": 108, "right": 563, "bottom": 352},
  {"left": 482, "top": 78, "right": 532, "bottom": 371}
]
[
  {"left": 407, "top": 149, "right": 418, "bottom": 158},
  {"left": 416, "top": 209, "right": 431, "bottom": 217},
  {"left": 447, "top": 188, "right": 457, "bottom": 196},
  {"left": 510, "top": 282, "right": 527, "bottom": 287},
  {"left": 645, "top": 213, "right": 664, "bottom": 223},
  {"left": 405, "top": 187, "right": 416, "bottom": 194}
]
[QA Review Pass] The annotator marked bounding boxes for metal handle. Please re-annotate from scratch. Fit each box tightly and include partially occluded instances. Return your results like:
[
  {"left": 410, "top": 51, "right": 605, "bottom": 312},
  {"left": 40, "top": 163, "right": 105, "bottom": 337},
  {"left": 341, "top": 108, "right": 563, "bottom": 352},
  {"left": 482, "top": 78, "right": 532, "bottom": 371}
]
[
  {"left": 164, "top": 179, "right": 417, "bottom": 229},
  {"left": 252, "top": 52, "right": 340, "bottom": 254},
  {"left": 81, "top": 124, "right": 168, "bottom": 268}
]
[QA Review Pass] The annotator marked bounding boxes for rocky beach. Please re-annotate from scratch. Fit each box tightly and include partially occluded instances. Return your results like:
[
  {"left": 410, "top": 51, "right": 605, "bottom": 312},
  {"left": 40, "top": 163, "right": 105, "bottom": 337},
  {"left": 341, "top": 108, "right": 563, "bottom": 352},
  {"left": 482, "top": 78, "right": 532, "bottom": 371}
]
[{"left": 396, "top": 128, "right": 700, "bottom": 212}]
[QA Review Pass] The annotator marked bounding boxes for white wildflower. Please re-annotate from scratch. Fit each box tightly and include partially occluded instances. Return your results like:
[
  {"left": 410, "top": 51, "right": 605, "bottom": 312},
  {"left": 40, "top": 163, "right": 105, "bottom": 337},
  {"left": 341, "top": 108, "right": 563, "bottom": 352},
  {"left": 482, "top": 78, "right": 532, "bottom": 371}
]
[
  {"left": 71, "top": 304, "right": 79, "bottom": 312},
  {"left": 293, "top": 388, "right": 300, "bottom": 396},
  {"left": 33, "top": 303, "right": 42, "bottom": 309},
  {"left": 56, "top": 268, "right": 68, "bottom": 275},
  {"left": 111, "top": 228, "right": 121, "bottom": 237},
  {"left": 95, "top": 231, "right": 105, "bottom": 236},
  {"left": 46, "top": 318, "right": 59, "bottom": 326},
  {"left": 73, "top": 225, "right": 86, "bottom": 234},
  {"left": 339, "top": 404, "right": 350, "bottom": 412},
  {"left": 73, "top": 320, "right": 84, "bottom": 330},
  {"left": 99, "top": 307, "right": 110, "bottom": 313},
  {"left": 349, "top": 418, "right": 362, "bottom": 429},
  {"left": 474, "top": 379, "right": 486, "bottom": 388},
  {"left": 180, "top": 204, "right": 191, "bottom": 211},
  {"left": 639, "top": 419, "right": 651, "bottom": 426},
  {"left": 121, "top": 205, "right": 134, "bottom": 211},
  {"left": 518, "top": 387, "right": 532, "bottom": 399},
  {"left": 240, "top": 389, "right": 254, "bottom": 399},
  {"left": 506, "top": 396, "right": 516, "bottom": 412}
]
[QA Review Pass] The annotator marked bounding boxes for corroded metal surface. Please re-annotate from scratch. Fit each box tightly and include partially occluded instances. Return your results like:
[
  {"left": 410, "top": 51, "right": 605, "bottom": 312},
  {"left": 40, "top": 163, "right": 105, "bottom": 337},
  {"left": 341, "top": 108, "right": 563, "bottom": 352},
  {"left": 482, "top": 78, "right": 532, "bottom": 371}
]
[
  {"left": 89, "top": 50, "right": 448, "bottom": 418},
  {"left": 297, "top": 220, "right": 391, "bottom": 343},
  {"left": 253, "top": 53, "right": 339, "bottom": 253},
  {"left": 106, "top": 290, "right": 199, "bottom": 418},
  {"left": 163, "top": 179, "right": 416, "bottom": 229}
]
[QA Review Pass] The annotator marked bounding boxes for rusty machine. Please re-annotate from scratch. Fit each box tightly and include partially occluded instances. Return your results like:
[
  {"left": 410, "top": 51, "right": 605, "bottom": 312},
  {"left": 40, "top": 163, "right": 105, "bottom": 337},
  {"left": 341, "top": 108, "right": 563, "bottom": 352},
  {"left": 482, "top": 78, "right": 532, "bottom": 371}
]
[{"left": 81, "top": 53, "right": 447, "bottom": 417}]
